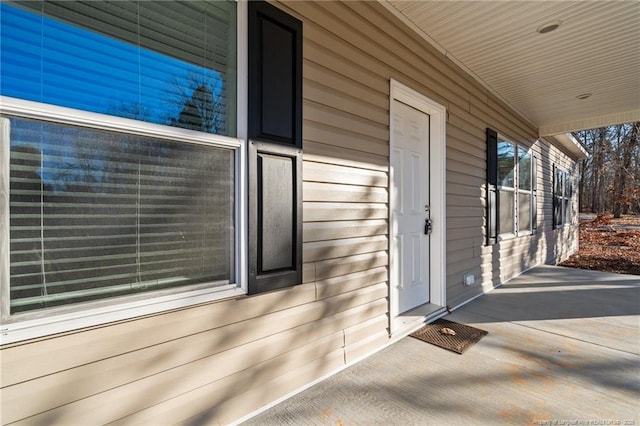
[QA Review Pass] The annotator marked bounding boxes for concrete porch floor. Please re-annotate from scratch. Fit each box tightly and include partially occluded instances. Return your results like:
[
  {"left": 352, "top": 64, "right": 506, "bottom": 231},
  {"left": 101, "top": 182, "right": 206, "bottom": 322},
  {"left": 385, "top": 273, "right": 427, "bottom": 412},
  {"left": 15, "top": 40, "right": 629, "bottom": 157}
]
[{"left": 242, "top": 266, "right": 640, "bottom": 425}]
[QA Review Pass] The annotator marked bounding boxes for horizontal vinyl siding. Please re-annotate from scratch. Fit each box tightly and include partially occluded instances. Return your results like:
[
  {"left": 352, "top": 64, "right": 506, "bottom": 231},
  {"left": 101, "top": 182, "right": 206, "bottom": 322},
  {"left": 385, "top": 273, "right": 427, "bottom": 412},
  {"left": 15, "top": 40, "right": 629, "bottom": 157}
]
[
  {"left": 2, "top": 284, "right": 388, "bottom": 424},
  {"left": 297, "top": 7, "right": 396, "bottom": 412},
  {"left": 1, "top": 1, "right": 583, "bottom": 424}
]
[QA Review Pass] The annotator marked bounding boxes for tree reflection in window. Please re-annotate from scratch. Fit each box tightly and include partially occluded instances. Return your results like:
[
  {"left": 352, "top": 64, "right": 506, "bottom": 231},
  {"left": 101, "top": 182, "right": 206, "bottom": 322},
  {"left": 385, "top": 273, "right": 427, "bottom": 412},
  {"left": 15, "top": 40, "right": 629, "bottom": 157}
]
[{"left": 497, "top": 141, "right": 515, "bottom": 188}]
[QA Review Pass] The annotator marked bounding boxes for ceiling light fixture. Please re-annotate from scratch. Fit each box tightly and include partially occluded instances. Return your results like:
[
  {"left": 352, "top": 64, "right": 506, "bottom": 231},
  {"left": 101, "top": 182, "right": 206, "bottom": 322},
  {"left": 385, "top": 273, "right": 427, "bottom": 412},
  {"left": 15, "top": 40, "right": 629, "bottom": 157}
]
[
  {"left": 576, "top": 93, "right": 592, "bottom": 100},
  {"left": 536, "top": 20, "right": 562, "bottom": 34}
]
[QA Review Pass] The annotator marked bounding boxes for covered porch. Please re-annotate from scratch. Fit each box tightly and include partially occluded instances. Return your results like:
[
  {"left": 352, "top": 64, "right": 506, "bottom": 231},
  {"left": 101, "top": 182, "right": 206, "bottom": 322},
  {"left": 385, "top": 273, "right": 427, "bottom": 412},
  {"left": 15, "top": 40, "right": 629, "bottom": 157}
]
[{"left": 242, "top": 266, "right": 640, "bottom": 425}]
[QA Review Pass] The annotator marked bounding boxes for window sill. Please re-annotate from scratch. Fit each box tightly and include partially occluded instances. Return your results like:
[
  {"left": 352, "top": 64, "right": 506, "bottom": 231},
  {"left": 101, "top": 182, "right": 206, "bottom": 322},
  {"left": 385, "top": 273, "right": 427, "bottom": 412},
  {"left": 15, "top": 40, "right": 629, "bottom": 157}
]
[
  {"left": 0, "top": 285, "right": 246, "bottom": 345},
  {"left": 498, "top": 233, "right": 517, "bottom": 241}
]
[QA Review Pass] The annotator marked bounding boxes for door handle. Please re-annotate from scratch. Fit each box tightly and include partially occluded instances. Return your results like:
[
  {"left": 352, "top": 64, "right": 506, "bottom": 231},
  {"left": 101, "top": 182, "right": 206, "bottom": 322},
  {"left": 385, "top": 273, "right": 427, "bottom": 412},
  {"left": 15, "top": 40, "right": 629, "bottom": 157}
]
[{"left": 424, "top": 218, "right": 432, "bottom": 235}]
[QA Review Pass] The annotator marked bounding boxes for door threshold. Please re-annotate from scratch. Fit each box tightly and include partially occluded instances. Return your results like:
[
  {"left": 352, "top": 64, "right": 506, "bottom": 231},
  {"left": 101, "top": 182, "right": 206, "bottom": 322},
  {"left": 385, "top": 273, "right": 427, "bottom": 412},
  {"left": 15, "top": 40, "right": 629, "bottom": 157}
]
[{"left": 391, "top": 303, "right": 447, "bottom": 342}]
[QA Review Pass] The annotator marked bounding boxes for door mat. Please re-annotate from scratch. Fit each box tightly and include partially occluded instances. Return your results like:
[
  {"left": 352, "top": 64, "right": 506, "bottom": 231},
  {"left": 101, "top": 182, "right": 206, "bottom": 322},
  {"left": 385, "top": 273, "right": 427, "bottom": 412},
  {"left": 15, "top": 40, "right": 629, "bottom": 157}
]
[{"left": 409, "top": 319, "right": 488, "bottom": 354}]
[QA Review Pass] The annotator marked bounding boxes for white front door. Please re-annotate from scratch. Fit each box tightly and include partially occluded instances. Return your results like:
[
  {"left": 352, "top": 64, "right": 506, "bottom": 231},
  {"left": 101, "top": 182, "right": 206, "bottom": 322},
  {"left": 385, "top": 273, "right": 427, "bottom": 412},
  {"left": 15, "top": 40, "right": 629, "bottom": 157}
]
[{"left": 391, "top": 99, "right": 430, "bottom": 314}]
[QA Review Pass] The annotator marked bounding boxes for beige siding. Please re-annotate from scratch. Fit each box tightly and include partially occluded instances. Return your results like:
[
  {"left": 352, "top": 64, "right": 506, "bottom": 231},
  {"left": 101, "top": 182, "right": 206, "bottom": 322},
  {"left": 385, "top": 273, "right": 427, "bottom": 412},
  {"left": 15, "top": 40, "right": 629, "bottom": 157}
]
[{"left": 1, "top": 1, "right": 583, "bottom": 424}]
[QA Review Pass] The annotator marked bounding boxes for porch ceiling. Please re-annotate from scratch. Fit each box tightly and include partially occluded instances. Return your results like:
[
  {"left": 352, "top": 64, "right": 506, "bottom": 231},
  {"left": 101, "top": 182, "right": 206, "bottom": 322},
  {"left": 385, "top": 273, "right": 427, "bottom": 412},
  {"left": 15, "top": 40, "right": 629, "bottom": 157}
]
[{"left": 383, "top": 1, "right": 640, "bottom": 136}]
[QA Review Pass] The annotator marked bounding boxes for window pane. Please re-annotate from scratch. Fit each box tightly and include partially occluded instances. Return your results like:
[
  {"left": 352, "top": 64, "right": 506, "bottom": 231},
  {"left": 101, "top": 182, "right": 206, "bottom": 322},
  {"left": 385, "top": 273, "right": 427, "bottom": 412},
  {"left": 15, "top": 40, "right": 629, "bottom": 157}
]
[
  {"left": 563, "top": 199, "right": 571, "bottom": 225},
  {"left": 518, "top": 148, "right": 531, "bottom": 190},
  {"left": 554, "top": 196, "right": 563, "bottom": 227},
  {"left": 564, "top": 171, "right": 572, "bottom": 224},
  {"left": 1, "top": 1, "right": 237, "bottom": 136},
  {"left": 555, "top": 168, "right": 564, "bottom": 196},
  {"left": 499, "top": 190, "right": 514, "bottom": 234},
  {"left": 518, "top": 193, "right": 531, "bottom": 232},
  {"left": 497, "top": 140, "right": 515, "bottom": 188},
  {"left": 8, "top": 117, "right": 235, "bottom": 314}
]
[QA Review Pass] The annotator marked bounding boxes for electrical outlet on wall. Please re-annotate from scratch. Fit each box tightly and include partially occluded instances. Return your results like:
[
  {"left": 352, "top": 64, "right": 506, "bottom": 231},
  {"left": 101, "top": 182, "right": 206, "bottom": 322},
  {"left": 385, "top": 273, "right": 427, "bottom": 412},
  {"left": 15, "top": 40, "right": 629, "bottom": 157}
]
[{"left": 463, "top": 273, "right": 475, "bottom": 286}]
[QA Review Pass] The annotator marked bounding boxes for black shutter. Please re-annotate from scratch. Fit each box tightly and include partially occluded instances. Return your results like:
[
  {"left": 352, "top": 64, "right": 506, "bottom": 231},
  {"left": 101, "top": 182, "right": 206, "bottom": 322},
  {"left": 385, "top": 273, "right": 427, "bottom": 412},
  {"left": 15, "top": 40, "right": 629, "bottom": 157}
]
[
  {"left": 248, "top": 1, "right": 303, "bottom": 294},
  {"left": 486, "top": 128, "right": 498, "bottom": 245},
  {"left": 248, "top": 1, "right": 302, "bottom": 147},
  {"left": 531, "top": 155, "right": 538, "bottom": 234},
  {"left": 552, "top": 164, "right": 558, "bottom": 229}
]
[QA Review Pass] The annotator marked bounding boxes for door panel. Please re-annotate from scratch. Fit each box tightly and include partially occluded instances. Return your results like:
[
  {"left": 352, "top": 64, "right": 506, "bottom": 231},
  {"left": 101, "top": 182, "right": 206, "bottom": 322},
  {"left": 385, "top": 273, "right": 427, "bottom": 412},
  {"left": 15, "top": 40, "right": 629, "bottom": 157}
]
[{"left": 391, "top": 100, "right": 430, "bottom": 314}]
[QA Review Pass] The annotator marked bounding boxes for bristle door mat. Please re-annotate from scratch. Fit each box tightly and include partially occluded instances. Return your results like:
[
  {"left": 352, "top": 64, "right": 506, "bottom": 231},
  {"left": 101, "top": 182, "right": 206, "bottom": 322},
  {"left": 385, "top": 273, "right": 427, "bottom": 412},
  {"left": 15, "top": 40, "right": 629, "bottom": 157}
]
[{"left": 409, "top": 319, "right": 488, "bottom": 354}]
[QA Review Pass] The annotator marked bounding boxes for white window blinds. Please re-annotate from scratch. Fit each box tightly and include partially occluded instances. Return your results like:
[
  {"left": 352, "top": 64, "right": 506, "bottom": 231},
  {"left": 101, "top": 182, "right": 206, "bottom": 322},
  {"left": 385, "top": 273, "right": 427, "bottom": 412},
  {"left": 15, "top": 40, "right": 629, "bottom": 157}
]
[{"left": 8, "top": 117, "right": 235, "bottom": 314}]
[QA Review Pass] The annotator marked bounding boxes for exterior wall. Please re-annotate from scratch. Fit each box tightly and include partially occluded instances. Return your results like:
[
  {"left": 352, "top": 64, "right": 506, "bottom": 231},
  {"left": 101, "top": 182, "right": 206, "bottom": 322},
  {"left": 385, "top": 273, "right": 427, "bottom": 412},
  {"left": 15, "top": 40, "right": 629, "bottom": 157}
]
[
  {"left": 0, "top": 1, "right": 581, "bottom": 425},
  {"left": 539, "top": 139, "right": 581, "bottom": 265}
]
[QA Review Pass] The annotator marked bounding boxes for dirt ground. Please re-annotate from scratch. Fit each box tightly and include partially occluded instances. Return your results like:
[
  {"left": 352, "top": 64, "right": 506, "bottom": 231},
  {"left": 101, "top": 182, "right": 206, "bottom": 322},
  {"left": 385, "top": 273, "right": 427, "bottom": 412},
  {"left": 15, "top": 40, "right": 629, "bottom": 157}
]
[{"left": 560, "top": 214, "right": 640, "bottom": 276}]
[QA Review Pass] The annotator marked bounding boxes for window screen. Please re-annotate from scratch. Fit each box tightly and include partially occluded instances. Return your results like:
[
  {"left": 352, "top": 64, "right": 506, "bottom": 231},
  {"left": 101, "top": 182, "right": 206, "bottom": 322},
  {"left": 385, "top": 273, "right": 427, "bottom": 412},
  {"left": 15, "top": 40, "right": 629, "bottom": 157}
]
[
  {"left": 499, "top": 191, "right": 515, "bottom": 234},
  {"left": 518, "top": 193, "right": 531, "bottom": 232}
]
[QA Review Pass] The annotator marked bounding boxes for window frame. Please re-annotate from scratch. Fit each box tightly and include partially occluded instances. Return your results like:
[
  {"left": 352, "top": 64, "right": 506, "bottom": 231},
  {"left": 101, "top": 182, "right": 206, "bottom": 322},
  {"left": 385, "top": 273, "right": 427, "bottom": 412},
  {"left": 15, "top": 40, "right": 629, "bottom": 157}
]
[
  {"left": 496, "top": 135, "right": 534, "bottom": 241},
  {"left": 0, "top": 1, "right": 249, "bottom": 344}
]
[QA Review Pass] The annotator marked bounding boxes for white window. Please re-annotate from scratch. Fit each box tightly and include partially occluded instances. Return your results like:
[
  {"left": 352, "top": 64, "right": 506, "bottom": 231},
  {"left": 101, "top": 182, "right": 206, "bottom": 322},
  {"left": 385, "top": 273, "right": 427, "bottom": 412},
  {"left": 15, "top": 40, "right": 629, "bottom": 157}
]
[
  {"left": 1, "top": 1, "right": 248, "bottom": 343},
  {"left": 497, "top": 137, "right": 534, "bottom": 238},
  {"left": 554, "top": 167, "right": 572, "bottom": 228}
]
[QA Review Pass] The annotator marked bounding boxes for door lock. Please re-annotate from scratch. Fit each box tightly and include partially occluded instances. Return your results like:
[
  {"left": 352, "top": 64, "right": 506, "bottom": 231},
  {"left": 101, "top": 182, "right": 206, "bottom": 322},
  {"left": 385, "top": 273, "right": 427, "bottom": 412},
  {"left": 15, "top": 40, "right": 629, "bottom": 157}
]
[{"left": 424, "top": 218, "right": 432, "bottom": 235}]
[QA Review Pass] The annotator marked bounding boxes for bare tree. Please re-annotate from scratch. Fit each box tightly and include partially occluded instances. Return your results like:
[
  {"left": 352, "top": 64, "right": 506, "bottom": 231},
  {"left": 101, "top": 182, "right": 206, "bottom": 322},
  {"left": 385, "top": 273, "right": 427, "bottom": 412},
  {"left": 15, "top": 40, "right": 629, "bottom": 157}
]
[
  {"left": 573, "top": 121, "right": 640, "bottom": 215},
  {"left": 612, "top": 122, "right": 639, "bottom": 217},
  {"left": 168, "top": 72, "right": 226, "bottom": 135}
]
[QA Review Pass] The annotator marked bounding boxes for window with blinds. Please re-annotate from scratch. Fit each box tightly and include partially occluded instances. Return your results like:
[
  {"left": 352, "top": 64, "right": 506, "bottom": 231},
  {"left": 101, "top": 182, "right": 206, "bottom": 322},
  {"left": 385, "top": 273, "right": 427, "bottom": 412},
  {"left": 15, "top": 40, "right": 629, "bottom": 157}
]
[
  {"left": 7, "top": 117, "right": 235, "bottom": 314},
  {"left": 1, "top": 0, "right": 240, "bottom": 316}
]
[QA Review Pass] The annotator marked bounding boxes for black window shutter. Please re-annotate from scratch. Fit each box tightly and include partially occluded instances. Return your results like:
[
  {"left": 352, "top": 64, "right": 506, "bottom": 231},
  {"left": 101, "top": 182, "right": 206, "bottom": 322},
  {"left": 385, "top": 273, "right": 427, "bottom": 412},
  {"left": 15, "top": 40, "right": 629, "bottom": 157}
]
[
  {"left": 531, "top": 155, "right": 538, "bottom": 234},
  {"left": 552, "top": 164, "right": 558, "bottom": 229},
  {"left": 248, "top": 1, "right": 302, "bottom": 147},
  {"left": 566, "top": 170, "right": 572, "bottom": 224},
  {"left": 248, "top": 1, "right": 303, "bottom": 294},
  {"left": 486, "top": 128, "right": 498, "bottom": 245}
]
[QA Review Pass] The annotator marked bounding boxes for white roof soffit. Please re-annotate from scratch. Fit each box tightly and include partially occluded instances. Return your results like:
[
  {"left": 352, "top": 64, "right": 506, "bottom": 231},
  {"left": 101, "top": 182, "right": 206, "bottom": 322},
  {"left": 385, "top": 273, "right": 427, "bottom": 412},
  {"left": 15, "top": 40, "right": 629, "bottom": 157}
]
[
  {"left": 382, "top": 1, "right": 640, "bottom": 137},
  {"left": 553, "top": 133, "right": 589, "bottom": 160}
]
